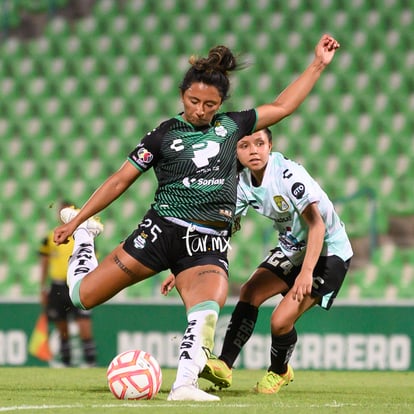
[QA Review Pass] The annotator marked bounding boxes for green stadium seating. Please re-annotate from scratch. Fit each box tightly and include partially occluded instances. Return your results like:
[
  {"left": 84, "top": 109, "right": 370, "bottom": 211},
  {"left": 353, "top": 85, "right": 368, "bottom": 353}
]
[{"left": 0, "top": 0, "right": 413, "bottom": 300}]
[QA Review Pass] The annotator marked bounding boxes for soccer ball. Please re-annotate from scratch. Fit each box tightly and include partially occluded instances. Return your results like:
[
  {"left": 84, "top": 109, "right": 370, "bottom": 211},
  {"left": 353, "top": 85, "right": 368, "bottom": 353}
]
[{"left": 107, "top": 349, "right": 162, "bottom": 400}]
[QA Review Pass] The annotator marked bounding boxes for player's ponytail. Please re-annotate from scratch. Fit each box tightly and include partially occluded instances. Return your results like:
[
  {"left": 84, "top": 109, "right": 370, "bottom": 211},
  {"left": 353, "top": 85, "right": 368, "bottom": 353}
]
[{"left": 180, "top": 45, "right": 242, "bottom": 101}]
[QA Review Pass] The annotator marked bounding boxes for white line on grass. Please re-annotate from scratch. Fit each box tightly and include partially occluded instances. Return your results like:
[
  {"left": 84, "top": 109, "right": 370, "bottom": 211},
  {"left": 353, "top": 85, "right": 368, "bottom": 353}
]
[
  {"left": 0, "top": 403, "right": 252, "bottom": 412},
  {"left": 0, "top": 401, "right": 375, "bottom": 412}
]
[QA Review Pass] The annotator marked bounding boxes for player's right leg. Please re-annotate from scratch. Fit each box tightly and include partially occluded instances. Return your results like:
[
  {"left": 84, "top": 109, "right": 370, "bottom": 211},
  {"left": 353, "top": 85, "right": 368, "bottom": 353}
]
[
  {"left": 61, "top": 207, "right": 157, "bottom": 309},
  {"left": 201, "top": 267, "right": 288, "bottom": 388},
  {"left": 199, "top": 353, "right": 233, "bottom": 388},
  {"left": 254, "top": 365, "right": 294, "bottom": 394}
]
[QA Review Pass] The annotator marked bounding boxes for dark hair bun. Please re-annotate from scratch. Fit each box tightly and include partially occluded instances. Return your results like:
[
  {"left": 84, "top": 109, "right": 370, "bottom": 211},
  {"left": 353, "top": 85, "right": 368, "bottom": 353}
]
[{"left": 190, "top": 46, "right": 237, "bottom": 74}]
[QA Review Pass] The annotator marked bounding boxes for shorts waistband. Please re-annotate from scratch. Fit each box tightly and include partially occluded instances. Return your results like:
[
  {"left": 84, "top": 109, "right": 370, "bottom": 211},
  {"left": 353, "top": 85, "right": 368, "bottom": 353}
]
[{"left": 164, "top": 216, "right": 229, "bottom": 237}]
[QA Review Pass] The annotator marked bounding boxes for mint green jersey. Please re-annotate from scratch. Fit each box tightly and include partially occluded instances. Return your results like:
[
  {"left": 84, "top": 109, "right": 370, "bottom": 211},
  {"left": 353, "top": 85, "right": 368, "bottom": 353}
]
[{"left": 236, "top": 152, "right": 353, "bottom": 265}]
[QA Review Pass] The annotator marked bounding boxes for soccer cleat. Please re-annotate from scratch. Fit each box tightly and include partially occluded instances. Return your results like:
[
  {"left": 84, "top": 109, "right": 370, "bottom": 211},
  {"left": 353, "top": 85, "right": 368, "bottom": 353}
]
[
  {"left": 254, "top": 365, "right": 294, "bottom": 394},
  {"left": 60, "top": 207, "right": 104, "bottom": 238},
  {"left": 199, "top": 355, "right": 232, "bottom": 389},
  {"left": 167, "top": 384, "right": 220, "bottom": 401}
]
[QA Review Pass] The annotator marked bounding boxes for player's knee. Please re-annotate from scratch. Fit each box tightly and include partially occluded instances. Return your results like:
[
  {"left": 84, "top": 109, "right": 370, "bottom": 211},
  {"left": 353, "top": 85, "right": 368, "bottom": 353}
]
[
  {"left": 239, "top": 282, "right": 263, "bottom": 307},
  {"left": 239, "top": 281, "right": 253, "bottom": 300},
  {"left": 271, "top": 314, "right": 294, "bottom": 336},
  {"left": 69, "top": 280, "right": 88, "bottom": 310}
]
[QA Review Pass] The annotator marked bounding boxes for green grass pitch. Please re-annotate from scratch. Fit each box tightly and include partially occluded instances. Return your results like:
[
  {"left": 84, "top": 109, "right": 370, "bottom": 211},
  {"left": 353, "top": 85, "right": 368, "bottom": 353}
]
[{"left": 0, "top": 367, "right": 413, "bottom": 413}]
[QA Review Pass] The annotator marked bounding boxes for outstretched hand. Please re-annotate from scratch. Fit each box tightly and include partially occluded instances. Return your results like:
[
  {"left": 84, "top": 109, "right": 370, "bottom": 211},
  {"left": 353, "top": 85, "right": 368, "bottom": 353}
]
[{"left": 315, "top": 34, "right": 340, "bottom": 66}]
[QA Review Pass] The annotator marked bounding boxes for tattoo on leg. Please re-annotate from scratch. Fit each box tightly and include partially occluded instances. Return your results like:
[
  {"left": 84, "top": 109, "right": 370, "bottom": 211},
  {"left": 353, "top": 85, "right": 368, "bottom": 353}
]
[
  {"left": 198, "top": 269, "right": 227, "bottom": 278},
  {"left": 113, "top": 254, "right": 139, "bottom": 279}
]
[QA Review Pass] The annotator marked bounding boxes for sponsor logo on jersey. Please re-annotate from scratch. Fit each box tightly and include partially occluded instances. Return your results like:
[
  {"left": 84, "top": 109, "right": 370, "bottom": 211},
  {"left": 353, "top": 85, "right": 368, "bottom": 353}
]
[
  {"left": 183, "top": 177, "right": 197, "bottom": 188},
  {"left": 138, "top": 147, "right": 153, "bottom": 163},
  {"left": 279, "top": 231, "right": 306, "bottom": 251},
  {"left": 275, "top": 215, "right": 291, "bottom": 223},
  {"left": 291, "top": 182, "right": 305, "bottom": 199},
  {"left": 182, "top": 177, "right": 225, "bottom": 188},
  {"left": 197, "top": 178, "right": 225, "bottom": 186},
  {"left": 273, "top": 195, "right": 290, "bottom": 211},
  {"left": 282, "top": 168, "right": 293, "bottom": 179}
]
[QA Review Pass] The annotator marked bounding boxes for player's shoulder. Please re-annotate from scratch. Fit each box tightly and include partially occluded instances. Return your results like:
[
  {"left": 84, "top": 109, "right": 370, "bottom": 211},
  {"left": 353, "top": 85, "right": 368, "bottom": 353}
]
[
  {"left": 268, "top": 152, "right": 292, "bottom": 171},
  {"left": 270, "top": 152, "right": 305, "bottom": 172},
  {"left": 217, "top": 108, "right": 257, "bottom": 128},
  {"left": 145, "top": 116, "right": 179, "bottom": 139},
  {"left": 238, "top": 168, "right": 251, "bottom": 187}
]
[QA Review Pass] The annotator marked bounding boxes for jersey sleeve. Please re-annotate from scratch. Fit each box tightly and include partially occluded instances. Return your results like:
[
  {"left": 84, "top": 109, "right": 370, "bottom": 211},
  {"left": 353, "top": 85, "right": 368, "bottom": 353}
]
[
  {"left": 227, "top": 109, "right": 258, "bottom": 138},
  {"left": 280, "top": 159, "right": 321, "bottom": 214},
  {"left": 127, "top": 120, "right": 171, "bottom": 173}
]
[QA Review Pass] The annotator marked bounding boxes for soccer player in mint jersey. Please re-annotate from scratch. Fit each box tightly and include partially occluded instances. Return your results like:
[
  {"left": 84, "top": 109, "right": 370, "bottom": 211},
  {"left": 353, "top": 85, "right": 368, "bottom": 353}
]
[
  {"left": 54, "top": 34, "right": 340, "bottom": 401},
  {"left": 198, "top": 128, "right": 353, "bottom": 393}
]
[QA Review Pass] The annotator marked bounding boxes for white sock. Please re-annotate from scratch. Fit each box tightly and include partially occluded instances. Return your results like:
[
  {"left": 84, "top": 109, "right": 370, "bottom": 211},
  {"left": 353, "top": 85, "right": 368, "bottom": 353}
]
[
  {"left": 172, "top": 301, "right": 219, "bottom": 389},
  {"left": 67, "top": 228, "right": 98, "bottom": 309}
]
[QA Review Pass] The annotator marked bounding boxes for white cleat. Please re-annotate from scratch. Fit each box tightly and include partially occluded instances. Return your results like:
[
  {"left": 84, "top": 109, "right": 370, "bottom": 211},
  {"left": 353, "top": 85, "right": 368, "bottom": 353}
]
[
  {"left": 60, "top": 207, "right": 104, "bottom": 237},
  {"left": 167, "top": 384, "right": 220, "bottom": 401}
]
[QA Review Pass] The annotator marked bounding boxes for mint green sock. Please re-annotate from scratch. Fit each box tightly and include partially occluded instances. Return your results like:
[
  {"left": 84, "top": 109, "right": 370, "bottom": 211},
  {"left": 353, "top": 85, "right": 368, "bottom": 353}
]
[{"left": 172, "top": 300, "right": 220, "bottom": 388}]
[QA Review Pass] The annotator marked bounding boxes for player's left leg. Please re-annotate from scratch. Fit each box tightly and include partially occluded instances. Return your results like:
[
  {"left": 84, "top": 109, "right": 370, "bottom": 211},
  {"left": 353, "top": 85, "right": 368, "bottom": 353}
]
[
  {"left": 168, "top": 265, "right": 227, "bottom": 401},
  {"left": 221, "top": 268, "right": 289, "bottom": 367},
  {"left": 255, "top": 293, "right": 318, "bottom": 394},
  {"left": 255, "top": 255, "right": 350, "bottom": 393}
]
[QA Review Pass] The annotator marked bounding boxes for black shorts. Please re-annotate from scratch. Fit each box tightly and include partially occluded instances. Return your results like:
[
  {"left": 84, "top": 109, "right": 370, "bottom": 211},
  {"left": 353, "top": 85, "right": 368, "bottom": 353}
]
[
  {"left": 123, "top": 208, "right": 231, "bottom": 276},
  {"left": 47, "top": 282, "right": 92, "bottom": 321},
  {"left": 259, "top": 247, "right": 351, "bottom": 310}
]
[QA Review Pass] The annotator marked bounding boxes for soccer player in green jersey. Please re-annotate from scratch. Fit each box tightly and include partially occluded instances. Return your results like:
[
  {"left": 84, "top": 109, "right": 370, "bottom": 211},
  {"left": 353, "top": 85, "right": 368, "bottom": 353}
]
[{"left": 54, "top": 34, "right": 340, "bottom": 401}]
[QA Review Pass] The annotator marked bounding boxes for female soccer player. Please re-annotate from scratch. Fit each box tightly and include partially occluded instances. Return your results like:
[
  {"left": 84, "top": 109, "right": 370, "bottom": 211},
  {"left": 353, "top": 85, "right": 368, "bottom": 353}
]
[
  {"left": 54, "top": 35, "right": 340, "bottom": 401},
  {"left": 198, "top": 128, "right": 353, "bottom": 393}
]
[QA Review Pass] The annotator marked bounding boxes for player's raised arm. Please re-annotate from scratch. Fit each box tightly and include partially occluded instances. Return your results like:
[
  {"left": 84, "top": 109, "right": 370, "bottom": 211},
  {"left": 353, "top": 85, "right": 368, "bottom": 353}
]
[{"left": 255, "top": 34, "right": 340, "bottom": 131}]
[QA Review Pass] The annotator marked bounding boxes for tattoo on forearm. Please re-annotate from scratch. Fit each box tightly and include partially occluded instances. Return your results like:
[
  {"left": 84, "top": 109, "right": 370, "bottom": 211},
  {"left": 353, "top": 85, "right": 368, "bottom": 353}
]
[{"left": 114, "top": 254, "right": 138, "bottom": 279}]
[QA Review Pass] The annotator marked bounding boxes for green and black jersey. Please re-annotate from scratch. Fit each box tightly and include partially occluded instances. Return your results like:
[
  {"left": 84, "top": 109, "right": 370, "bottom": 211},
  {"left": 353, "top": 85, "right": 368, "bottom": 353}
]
[{"left": 128, "top": 109, "right": 257, "bottom": 225}]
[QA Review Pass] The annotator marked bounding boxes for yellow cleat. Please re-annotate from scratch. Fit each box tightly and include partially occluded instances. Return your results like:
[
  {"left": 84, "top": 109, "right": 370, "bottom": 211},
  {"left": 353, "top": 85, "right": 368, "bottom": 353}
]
[
  {"left": 199, "top": 355, "right": 232, "bottom": 389},
  {"left": 254, "top": 365, "right": 294, "bottom": 394}
]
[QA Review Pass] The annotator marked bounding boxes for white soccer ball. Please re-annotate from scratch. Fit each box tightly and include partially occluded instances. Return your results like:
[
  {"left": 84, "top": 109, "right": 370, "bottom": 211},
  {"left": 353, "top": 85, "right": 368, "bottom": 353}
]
[{"left": 107, "top": 349, "right": 162, "bottom": 400}]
